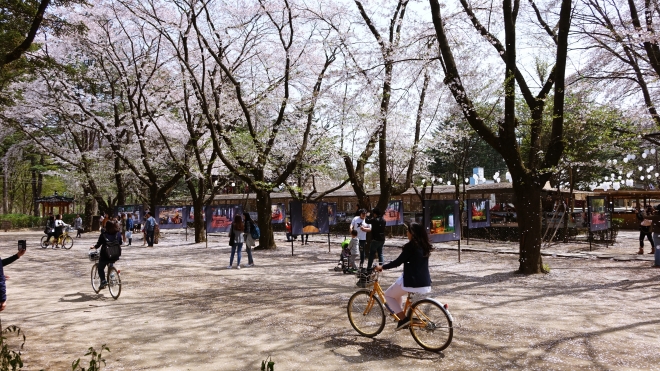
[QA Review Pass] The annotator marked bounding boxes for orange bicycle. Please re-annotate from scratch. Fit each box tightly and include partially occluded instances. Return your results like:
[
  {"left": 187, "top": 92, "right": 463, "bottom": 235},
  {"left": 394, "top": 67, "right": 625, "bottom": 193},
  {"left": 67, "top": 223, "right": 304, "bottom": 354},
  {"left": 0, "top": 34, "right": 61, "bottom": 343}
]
[{"left": 347, "top": 270, "right": 453, "bottom": 351}]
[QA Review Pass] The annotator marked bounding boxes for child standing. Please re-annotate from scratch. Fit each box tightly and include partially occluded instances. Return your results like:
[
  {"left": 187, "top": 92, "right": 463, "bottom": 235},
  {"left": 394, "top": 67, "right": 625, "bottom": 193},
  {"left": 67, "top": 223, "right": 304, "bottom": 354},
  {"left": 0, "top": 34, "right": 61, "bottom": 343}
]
[{"left": 347, "top": 229, "right": 359, "bottom": 270}]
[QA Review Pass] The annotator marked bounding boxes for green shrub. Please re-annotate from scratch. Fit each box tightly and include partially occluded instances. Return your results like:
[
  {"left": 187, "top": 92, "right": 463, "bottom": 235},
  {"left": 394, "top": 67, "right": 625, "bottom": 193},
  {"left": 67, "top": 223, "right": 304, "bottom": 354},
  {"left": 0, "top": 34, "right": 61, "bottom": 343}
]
[
  {"left": 0, "top": 215, "right": 43, "bottom": 229},
  {"left": 71, "top": 345, "right": 108, "bottom": 371},
  {"left": 0, "top": 325, "right": 24, "bottom": 371},
  {"left": 611, "top": 218, "right": 624, "bottom": 229}
]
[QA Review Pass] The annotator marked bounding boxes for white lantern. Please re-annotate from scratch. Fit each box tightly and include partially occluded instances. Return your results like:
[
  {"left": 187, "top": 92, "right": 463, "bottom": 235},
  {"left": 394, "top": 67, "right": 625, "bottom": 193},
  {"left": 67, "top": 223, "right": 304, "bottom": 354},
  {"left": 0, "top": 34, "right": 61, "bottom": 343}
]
[
  {"left": 652, "top": 149, "right": 657, "bottom": 154},
  {"left": 641, "top": 176, "right": 645, "bottom": 180},
  {"left": 639, "top": 166, "right": 643, "bottom": 171},
  {"left": 613, "top": 159, "right": 618, "bottom": 165},
  {"left": 631, "top": 154, "right": 637, "bottom": 160},
  {"left": 605, "top": 176, "right": 609, "bottom": 181},
  {"left": 607, "top": 159, "right": 612, "bottom": 164},
  {"left": 447, "top": 181, "right": 451, "bottom": 185},
  {"left": 643, "top": 153, "right": 648, "bottom": 158},
  {"left": 624, "top": 158, "right": 629, "bottom": 163},
  {"left": 613, "top": 182, "right": 621, "bottom": 190}
]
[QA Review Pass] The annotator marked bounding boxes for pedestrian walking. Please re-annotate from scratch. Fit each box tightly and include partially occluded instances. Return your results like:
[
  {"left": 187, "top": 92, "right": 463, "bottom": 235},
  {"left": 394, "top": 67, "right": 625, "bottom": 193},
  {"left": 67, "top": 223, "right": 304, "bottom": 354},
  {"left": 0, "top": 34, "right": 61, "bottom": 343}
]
[
  {"left": 73, "top": 214, "right": 83, "bottom": 238},
  {"left": 227, "top": 215, "right": 244, "bottom": 269},
  {"left": 637, "top": 206, "right": 655, "bottom": 255},
  {"left": 145, "top": 212, "right": 156, "bottom": 247},
  {"left": 243, "top": 212, "right": 256, "bottom": 267}
]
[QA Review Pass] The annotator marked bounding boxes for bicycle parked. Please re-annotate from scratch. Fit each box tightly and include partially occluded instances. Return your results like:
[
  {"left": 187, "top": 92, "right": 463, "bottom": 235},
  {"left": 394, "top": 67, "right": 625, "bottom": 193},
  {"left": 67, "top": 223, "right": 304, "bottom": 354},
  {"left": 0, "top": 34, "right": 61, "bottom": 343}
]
[
  {"left": 89, "top": 251, "right": 121, "bottom": 299},
  {"left": 40, "top": 226, "right": 73, "bottom": 249},
  {"left": 347, "top": 270, "right": 454, "bottom": 351}
]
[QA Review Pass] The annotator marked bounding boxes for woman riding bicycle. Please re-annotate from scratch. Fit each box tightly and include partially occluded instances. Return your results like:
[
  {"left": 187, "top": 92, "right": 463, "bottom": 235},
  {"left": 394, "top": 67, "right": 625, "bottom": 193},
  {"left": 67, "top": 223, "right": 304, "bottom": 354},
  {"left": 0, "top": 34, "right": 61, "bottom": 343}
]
[
  {"left": 47, "top": 214, "right": 69, "bottom": 248},
  {"left": 375, "top": 222, "right": 432, "bottom": 331},
  {"left": 90, "top": 220, "right": 122, "bottom": 289}
]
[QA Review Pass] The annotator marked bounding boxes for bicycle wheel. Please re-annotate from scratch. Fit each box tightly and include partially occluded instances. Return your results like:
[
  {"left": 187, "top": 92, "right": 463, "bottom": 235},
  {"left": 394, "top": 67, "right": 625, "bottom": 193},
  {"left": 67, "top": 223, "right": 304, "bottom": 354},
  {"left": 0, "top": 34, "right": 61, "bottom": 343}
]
[
  {"left": 61, "top": 236, "right": 73, "bottom": 249},
  {"left": 40, "top": 236, "right": 49, "bottom": 248},
  {"left": 91, "top": 264, "right": 101, "bottom": 294},
  {"left": 409, "top": 299, "right": 453, "bottom": 352},
  {"left": 347, "top": 290, "right": 385, "bottom": 337},
  {"left": 107, "top": 266, "right": 121, "bottom": 299}
]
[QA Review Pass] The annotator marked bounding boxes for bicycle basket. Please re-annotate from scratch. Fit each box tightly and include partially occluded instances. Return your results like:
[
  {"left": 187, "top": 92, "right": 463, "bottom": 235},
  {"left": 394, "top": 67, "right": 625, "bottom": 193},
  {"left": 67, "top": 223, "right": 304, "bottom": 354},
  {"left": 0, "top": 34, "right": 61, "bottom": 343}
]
[
  {"left": 356, "top": 269, "right": 376, "bottom": 288},
  {"left": 88, "top": 251, "right": 100, "bottom": 261}
]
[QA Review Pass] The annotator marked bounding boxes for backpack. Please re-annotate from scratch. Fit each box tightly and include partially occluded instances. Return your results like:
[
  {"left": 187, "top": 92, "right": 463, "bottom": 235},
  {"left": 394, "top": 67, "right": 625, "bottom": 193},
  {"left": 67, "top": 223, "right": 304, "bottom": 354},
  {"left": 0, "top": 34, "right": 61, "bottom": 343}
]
[
  {"left": 250, "top": 221, "right": 260, "bottom": 240},
  {"left": 146, "top": 217, "right": 156, "bottom": 231},
  {"left": 104, "top": 234, "right": 122, "bottom": 262}
]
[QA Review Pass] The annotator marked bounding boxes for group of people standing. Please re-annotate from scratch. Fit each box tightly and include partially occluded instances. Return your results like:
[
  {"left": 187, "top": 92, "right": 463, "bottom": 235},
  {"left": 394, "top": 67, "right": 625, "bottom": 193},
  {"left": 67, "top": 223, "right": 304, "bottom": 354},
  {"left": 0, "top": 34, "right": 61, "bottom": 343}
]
[
  {"left": 348, "top": 208, "right": 387, "bottom": 270},
  {"left": 227, "top": 213, "right": 256, "bottom": 269}
]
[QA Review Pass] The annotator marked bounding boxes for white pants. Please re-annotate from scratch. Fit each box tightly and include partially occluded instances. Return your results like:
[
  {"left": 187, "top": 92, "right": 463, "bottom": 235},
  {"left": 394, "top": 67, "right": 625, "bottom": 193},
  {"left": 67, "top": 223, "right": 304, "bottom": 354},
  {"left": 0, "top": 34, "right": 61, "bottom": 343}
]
[{"left": 384, "top": 275, "right": 432, "bottom": 314}]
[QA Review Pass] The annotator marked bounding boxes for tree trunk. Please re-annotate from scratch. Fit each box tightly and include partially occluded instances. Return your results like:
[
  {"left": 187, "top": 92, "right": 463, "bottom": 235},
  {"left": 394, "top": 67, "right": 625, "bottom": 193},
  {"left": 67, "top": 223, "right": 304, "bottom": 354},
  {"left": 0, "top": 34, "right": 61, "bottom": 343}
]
[
  {"left": 513, "top": 181, "right": 544, "bottom": 274},
  {"left": 3, "top": 156, "right": 8, "bottom": 214},
  {"left": 31, "top": 155, "right": 43, "bottom": 216},
  {"left": 193, "top": 187, "right": 206, "bottom": 244},
  {"left": 255, "top": 189, "right": 275, "bottom": 250}
]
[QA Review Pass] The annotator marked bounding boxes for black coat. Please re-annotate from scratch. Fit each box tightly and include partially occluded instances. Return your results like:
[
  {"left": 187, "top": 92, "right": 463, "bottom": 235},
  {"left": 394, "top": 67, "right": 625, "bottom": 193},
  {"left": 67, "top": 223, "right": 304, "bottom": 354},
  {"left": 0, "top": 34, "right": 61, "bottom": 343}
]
[{"left": 382, "top": 241, "right": 431, "bottom": 288}]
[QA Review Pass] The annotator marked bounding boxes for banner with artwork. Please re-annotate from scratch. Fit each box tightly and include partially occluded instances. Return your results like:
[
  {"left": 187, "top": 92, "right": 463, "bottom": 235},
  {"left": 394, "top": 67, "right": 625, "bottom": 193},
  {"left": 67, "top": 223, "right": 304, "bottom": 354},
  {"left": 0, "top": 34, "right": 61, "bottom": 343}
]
[
  {"left": 187, "top": 206, "right": 206, "bottom": 224},
  {"left": 289, "top": 201, "right": 329, "bottom": 235},
  {"left": 328, "top": 203, "right": 338, "bottom": 226},
  {"left": 206, "top": 205, "right": 243, "bottom": 233},
  {"left": 467, "top": 199, "right": 491, "bottom": 229},
  {"left": 384, "top": 200, "right": 404, "bottom": 226},
  {"left": 588, "top": 196, "right": 608, "bottom": 232},
  {"left": 424, "top": 200, "right": 461, "bottom": 243},
  {"left": 271, "top": 204, "right": 286, "bottom": 224},
  {"left": 155, "top": 206, "right": 186, "bottom": 229},
  {"left": 115, "top": 205, "right": 142, "bottom": 225}
]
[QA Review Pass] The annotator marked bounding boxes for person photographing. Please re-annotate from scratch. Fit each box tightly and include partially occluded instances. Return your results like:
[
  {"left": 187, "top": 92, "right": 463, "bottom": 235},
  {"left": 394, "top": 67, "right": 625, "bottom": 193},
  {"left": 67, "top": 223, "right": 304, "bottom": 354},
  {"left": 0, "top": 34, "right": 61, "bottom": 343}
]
[{"left": 374, "top": 222, "right": 432, "bottom": 331}]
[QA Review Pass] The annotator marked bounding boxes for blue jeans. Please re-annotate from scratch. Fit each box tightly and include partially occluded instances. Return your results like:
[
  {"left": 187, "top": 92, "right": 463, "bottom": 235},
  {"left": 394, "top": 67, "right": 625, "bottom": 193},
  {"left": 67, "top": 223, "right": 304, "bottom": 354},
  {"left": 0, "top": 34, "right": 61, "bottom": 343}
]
[
  {"left": 245, "top": 244, "right": 254, "bottom": 265},
  {"left": 367, "top": 240, "right": 385, "bottom": 269},
  {"left": 230, "top": 242, "right": 243, "bottom": 266}
]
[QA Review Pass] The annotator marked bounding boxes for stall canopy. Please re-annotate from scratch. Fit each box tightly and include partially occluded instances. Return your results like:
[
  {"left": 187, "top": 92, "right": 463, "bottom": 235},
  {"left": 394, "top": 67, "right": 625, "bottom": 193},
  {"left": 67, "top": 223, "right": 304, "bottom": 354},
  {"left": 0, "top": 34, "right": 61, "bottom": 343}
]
[{"left": 36, "top": 191, "right": 74, "bottom": 216}]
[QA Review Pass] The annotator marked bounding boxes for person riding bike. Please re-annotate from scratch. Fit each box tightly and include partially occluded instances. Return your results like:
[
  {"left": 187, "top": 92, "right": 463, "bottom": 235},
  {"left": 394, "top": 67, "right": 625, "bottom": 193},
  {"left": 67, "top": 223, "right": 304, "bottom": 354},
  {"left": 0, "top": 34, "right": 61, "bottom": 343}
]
[
  {"left": 90, "top": 220, "right": 122, "bottom": 289},
  {"left": 374, "top": 221, "right": 432, "bottom": 331},
  {"left": 47, "top": 214, "right": 69, "bottom": 248}
]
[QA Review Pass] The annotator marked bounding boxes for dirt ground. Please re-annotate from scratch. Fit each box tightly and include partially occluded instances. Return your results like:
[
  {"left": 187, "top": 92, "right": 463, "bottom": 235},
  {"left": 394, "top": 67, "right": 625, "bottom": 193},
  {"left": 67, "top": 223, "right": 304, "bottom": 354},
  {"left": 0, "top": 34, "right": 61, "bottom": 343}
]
[{"left": 0, "top": 229, "right": 658, "bottom": 371}]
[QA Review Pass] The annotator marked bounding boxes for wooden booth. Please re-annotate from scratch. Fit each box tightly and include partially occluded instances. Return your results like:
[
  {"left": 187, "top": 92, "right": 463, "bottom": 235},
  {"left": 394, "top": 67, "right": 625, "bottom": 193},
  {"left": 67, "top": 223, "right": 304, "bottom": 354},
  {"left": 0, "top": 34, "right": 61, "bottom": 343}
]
[{"left": 36, "top": 192, "right": 75, "bottom": 217}]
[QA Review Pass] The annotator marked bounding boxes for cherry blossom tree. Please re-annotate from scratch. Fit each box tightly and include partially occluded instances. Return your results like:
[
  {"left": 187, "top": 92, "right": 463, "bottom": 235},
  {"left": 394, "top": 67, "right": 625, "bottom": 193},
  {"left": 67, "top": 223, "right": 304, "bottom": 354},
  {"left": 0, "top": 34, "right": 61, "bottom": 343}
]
[
  {"left": 429, "top": 0, "right": 573, "bottom": 273},
  {"left": 124, "top": 0, "right": 343, "bottom": 249}
]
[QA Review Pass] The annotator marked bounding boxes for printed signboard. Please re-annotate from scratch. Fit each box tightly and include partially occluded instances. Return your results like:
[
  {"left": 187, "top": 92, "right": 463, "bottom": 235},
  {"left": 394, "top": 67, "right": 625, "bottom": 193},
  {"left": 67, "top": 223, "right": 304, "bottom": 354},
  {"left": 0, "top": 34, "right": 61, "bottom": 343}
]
[
  {"left": 424, "top": 200, "right": 461, "bottom": 243},
  {"left": 467, "top": 199, "right": 491, "bottom": 229},
  {"left": 206, "top": 205, "right": 243, "bottom": 233},
  {"left": 290, "top": 201, "right": 329, "bottom": 235}
]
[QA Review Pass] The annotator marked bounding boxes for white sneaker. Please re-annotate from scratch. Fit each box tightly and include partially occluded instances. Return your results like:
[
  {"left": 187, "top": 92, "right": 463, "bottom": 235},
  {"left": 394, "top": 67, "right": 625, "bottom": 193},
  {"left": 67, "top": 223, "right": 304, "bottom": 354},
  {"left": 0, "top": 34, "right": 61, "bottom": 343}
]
[
  {"left": 246, "top": 263, "right": 254, "bottom": 267},
  {"left": 236, "top": 265, "right": 241, "bottom": 270},
  {"left": 226, "top": 265, "right": 232, "bottom": 269}
]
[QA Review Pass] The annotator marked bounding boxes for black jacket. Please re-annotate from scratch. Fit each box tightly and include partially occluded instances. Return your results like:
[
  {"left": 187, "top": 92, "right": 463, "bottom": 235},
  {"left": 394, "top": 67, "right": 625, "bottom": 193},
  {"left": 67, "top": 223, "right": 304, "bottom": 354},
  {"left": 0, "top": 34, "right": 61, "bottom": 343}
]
[
  {"left": 366, "top": 215, "right": 386, "bottom": 241},
  {"left": 382, "top": 241, "right": 431, "bottom": 288},
  {"left": 93, "top": 232, "right": 122, "bottom": 262}
]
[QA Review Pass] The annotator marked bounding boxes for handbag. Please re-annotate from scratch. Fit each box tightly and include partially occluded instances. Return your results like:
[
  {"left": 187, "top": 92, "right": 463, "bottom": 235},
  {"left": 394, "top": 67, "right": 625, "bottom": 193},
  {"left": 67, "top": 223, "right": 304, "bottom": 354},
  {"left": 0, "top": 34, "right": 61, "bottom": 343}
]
[{"left": 641, "top": 219, "right": 652, "bottom": 227}]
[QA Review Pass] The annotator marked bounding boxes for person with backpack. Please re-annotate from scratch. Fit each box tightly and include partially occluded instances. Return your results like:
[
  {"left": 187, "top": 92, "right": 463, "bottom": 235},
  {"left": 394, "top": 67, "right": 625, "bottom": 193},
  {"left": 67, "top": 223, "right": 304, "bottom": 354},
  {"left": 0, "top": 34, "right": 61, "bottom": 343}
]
[
  {"left": 89, "top": 220, "right": 122, "bottom": 289},
  {"left": 227, "top": 215, "right": 245, "bottom": 269},
  {"left": 242, "top": 212, "right": 257, "bottom": 267},
  {"left": 145, "top": 211, "right": 157, "bottom": 247}
]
